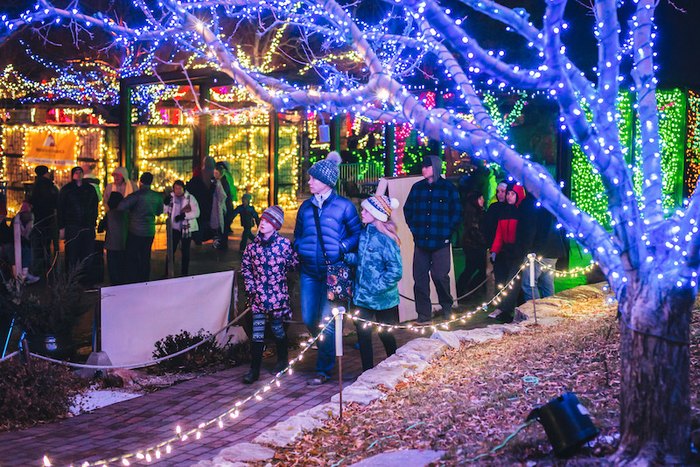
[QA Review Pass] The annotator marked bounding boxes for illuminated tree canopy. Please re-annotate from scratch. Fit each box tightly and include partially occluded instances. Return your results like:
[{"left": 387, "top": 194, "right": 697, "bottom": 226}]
[{"left": 1, "top": 0, "right": 697, "bottom": 462}]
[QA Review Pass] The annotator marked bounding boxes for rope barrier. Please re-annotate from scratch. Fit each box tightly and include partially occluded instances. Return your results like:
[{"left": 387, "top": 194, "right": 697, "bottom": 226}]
[
  {"left": 399, "top": 273, "right": 491, "bottom": 304},
  {"left": 351, "top": 262, "right": 529, "bottom": 332},
  {"left": 25, "top": 307, "right": 252, "bottom": 371}
]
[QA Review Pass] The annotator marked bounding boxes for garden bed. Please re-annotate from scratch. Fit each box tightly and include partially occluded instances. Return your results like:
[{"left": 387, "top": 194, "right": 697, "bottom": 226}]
[{"left": 264, "top": 296, "right": 700, "bottom": 465}]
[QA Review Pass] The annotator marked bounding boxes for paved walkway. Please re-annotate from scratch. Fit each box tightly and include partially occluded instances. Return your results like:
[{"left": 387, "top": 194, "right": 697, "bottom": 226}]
[{"left": 0, "top": 327, "right": 426, "bottom": 466}]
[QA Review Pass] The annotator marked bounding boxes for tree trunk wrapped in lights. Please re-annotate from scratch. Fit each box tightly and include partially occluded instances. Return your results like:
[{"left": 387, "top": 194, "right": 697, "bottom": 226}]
[{"left": 2, "top": 0, "right": 696, "bottom": 462}]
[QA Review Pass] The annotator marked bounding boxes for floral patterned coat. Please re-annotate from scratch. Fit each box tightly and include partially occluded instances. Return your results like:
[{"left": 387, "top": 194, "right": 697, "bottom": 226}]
[{"left": 241, "top": 232, "right": 299, "bottom": 319}]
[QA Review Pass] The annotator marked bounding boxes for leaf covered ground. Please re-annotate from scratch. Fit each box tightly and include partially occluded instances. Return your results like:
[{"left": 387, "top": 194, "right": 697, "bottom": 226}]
[{"left": 261, "top": 297, "right": 700, "bottom": 465}]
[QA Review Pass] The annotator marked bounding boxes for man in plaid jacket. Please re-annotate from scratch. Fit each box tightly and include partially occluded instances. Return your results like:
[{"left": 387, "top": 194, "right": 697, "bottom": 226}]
[{"left": 404, "top": 155, "right": 462, "bottom": 323}]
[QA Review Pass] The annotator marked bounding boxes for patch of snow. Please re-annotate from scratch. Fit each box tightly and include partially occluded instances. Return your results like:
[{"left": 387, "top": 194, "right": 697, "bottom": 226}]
[{"left": 69, "top": 389, "right": 142, "bottom": 415}]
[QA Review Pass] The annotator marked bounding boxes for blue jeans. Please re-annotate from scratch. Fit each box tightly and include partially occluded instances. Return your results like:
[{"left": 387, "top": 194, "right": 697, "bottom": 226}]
[
  {"left": 522, "top": 258, "right": 556, "bottom": 301},
  {"left": 300, "top": 272, "right": 336, "bottom": 377}
]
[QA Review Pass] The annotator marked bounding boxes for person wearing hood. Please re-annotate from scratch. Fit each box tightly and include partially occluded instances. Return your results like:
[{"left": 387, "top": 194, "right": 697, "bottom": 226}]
[
  {"left": 186, "top": 156, "right": 216, "bottom": 244},
  {"left": 28, "top": 165, "right": 59, "bottom": 274},
  {"left": 488, "top": 182, "right": 526, "bottom": 322},
  {"left": 104, "top": 167, "right": 138, "bottom": 211},
  {"left": 403, "top": 155, "right": 462, "bottom": 324}
]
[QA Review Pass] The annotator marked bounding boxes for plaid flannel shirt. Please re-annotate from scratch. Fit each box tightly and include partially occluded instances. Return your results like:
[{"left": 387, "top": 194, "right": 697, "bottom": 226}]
[{"left": 403, "top": 177, "right": 462, "bottom": 251}]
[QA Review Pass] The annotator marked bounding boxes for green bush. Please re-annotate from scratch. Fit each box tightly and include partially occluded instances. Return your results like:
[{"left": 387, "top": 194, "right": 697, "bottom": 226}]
[
  {"left": 153, "top": 329, "right": 227, "bottom": 373},
  {"left": 0, "top": 357, "right": 84, "bottom": 431}
]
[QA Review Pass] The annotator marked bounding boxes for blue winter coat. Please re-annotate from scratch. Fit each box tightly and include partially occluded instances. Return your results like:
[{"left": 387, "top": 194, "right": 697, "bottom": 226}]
[
  {"left": 293, "top": 192, "right": 362, "bottom": 279},
  {"left": 345, "top": 224, "right": 402, "bottom": 311}
]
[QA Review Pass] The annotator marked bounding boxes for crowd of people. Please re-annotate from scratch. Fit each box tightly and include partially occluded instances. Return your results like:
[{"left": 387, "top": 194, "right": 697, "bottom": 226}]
[
  {"left": 1, "top": 150, "right": 566, "bottom": 384},
  {"left": 0, "top": 155, "right": 248, "bottom": 286}
]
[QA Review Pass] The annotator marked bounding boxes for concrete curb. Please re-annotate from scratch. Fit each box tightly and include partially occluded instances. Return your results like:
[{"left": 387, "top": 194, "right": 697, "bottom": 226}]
[{"left": 193, "top": 284, "right": 605, "bottom": 466}]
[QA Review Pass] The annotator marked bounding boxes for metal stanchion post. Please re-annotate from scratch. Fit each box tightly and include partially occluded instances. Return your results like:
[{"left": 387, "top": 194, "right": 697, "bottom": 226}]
[
  {"left": 528, "top": 254, "right": 538, "bottom": 325},
  {"left": 334, "top": 306, "right": 345, "bottom": 421}
]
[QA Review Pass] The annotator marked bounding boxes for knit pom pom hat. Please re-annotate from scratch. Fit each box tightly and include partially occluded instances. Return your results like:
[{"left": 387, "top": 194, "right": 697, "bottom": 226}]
[
  {"left": 308, "top": 151, "right": 342, "bottom": 187},
  {"left": 361, "top": 195, "right": 400, "bottom": 223},
  {"left": 261, "top": 205, "right": 284, "bottom": 230}
]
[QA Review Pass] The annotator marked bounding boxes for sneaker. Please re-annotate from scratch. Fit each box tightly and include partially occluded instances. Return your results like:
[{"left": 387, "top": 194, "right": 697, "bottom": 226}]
[
  {"left": 307, "top": 374, "right": 330, "bottom": 385},
  {"left": 242, "top": 369, "right": 259, "bottom": 384},
  {"left": 415, "top": 319, "right": 432, "bottom": 325},
  {"left": 488, "top": 309, "right": 504, "bottom": 319},
  {"left": 24, "top": 273, "right": 40, "bottom": 285}
]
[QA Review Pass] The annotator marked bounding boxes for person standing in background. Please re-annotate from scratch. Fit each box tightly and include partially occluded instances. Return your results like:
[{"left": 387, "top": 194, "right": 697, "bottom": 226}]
[
  {"left": 118, "top": 172, "right": 163, "bottom": 283},
  {"left": 58, "top": 166, "right": 99, "bottom": 277},
  {"left": 29, "top": 165, "right": 58, "bottom": 275},
  {"left": 403, "top": 155, "right": 462, "bottom": 323}
]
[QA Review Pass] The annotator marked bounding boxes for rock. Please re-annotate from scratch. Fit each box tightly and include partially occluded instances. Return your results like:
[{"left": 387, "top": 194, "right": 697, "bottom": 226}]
[
  {"left": 430, "top": 330, "right": 461, "bottom": 349},
  {"left": 217, "top": 442, "right": 275, "bottom": 463},
  {"left": 375, "top": 352, "right": 430, "bottom": 374},
  {"left": 451, "top": 327, "right": 505, "bottom": 344},
  {"left": 254, "top": 414, "right": 323, "bottom": 447},
  {"left": 395, "top": 338, "right": 447, "bottom": 362},
  {"left": 330, "top": 382, "right": 386, "bottom": 405},
  {"left": 348, "top": 449, "right": 445, "bottom": 467},
  {"left": 200, "top": 459, "right": 249, "bottom": 467},
  {"left": 103, "top": 368, "right": 139, "bottom": 387},
  {"left": 356, "top": 364, "right": 409, "bottom": 389},
  {"left": 299, "top": 402, "right": 339, "bottom": 421}
]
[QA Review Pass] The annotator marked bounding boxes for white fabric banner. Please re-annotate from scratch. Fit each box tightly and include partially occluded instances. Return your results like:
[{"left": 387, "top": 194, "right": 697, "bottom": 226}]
[
  {"left": 100, "top": 271, "right": 234, "bottom": 366},
  {"left": 376, "top": 176, "right": 458, "bottom": 322}
]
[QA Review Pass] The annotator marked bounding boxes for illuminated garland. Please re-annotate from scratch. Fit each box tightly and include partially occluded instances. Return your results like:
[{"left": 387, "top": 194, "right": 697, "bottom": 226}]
[
  {"left": 571, "top": 89, "right": 687, "bottom": 227},
  {"left": 42, "top": 318, "right": 335, "bottom": 467},
  {"left": 685, "top": 90, "right": 700, "bottom": 196}
]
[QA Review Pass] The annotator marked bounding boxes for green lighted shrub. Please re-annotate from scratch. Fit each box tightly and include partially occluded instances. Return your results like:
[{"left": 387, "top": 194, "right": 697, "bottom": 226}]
[{"left": 0, "top": 357, "right": 84, "bottom": 431}]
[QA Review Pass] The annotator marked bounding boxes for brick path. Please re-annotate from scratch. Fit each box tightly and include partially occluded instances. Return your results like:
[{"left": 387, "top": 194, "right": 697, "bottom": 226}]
[{"left": 0, "top": 329, "right": 419, "bottom": 466}]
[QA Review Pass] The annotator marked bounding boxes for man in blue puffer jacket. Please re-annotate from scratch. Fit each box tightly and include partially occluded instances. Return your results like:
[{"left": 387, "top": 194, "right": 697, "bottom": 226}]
[{"left": 294, "top": 151, "right": 361, "bottom": 385}]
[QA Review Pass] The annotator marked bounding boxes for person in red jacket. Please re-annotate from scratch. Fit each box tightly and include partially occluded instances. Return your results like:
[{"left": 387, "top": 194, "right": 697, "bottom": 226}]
[{"left": 488, "top": 183, "right": 525, "bottom": 322}]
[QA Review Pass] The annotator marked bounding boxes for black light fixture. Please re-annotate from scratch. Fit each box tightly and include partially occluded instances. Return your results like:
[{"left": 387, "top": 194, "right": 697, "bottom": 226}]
[{"left": 527, "top": 392, "right": 599, "bottom": 457}]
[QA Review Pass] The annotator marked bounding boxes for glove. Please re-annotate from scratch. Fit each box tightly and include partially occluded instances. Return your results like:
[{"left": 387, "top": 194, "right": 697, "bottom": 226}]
[
  {"left": 175, "top": 213, "right": 185, "bottom": 222},
  {"left": 490, "top": 252, "right": 496, "bottom": 263}
]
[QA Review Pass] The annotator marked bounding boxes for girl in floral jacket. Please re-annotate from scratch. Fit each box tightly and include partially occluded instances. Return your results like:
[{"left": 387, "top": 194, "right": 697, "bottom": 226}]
[
  {"left": 344, "top": 195, "right": 402, "bottom": 372},
  {"left": 241, "top": 205, "right": 298, "bottom": 384}
]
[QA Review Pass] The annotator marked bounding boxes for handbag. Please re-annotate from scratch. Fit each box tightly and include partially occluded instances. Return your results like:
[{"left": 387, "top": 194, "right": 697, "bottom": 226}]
[{"left": 312, "top": 205, "right": 353, "bottom": 302}]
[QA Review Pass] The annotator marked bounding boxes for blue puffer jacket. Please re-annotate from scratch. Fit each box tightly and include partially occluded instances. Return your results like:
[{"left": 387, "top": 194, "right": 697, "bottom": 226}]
[
  {"left": 345, "top": 224, "right": 402, "bottom": 311},
  {"left": 293, "top": 192, "right": 362, "bottom": 279}
]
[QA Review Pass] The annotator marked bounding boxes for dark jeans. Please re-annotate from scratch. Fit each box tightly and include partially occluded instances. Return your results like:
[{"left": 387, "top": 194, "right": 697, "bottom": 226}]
[
  {"left": 126, "top": 234, "right": 154, "bottom": 283},
  {"left": 107, "top": 249, "right": 127, "bottom": 285},
  {"left": 355, "top": 306, "right": 398, "bottom": 371},
  {"left": 240, "top": 227, "right": 255, "bottom": 252},
  {"left": 493, "top": 253, "right": 523, "bottom": 320},
  {"left": 300, "top": 272, "right": 336, "bottom": 377},
  {"left": 457, "top": 246, "right": 487, "bottom": 299},
  {"left": 413, "top": 245, "right": 453, "bottom": 321},
  {"left": 30, "top": 225, "right": 56, "bottom": 275},
  {"left": 171, "top": 229, "right": 192, "bottom": 276},
  {"left": 64, "top": 225, "right": 95, "bottom": 276}
]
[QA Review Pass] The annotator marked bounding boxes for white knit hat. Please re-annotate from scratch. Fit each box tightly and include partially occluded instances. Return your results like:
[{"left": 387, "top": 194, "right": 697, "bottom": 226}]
[{"left": 361, "top": 195, "right": 400, "bottom": 222}]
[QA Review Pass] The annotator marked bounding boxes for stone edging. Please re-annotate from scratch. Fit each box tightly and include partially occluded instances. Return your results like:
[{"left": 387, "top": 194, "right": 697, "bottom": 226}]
[{"left": 193, "top": 284, "right": 606, "bottom": 466}]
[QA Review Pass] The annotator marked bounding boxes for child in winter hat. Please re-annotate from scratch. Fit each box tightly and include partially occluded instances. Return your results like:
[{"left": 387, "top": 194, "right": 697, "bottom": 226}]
[
  {"left": 260, "top": 205, "right": 284, "bottom": 231},
  {"left": 361, "top": 195, "right": 400, "bottom": 223},
  {"left": 308, "top": 151, "right": 342, "bottom": 187}
]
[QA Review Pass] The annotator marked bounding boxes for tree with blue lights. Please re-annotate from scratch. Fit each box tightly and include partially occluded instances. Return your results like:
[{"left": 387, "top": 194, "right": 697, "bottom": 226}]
[{"left": 1, "top": 0, "right": 696, "bottom": 462}]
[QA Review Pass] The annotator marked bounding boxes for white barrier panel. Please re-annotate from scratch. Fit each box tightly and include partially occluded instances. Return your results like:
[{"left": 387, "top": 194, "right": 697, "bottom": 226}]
[
  {"left": 100, "top": 271, "right": 234, "bottom": 366},
  {"left": 376, "top": 176, "right": 457, "bottom": 322}
]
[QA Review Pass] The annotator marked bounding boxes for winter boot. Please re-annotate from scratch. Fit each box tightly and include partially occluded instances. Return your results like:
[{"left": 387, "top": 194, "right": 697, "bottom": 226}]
[
  {"left": 273, "top": 336, "right": 289, "bottom": 373},
  {"left": 243, "top": 342, "right": 264, "bottom": 384}
]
